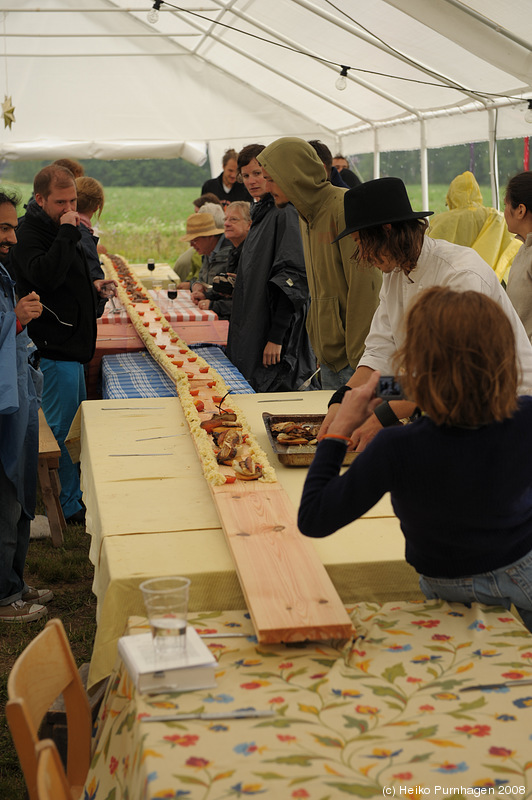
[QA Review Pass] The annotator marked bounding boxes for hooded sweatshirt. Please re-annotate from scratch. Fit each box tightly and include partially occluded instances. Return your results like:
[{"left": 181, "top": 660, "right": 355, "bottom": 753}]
[{"left": 258, "top": 138, "right": 381, "bottom": 372}]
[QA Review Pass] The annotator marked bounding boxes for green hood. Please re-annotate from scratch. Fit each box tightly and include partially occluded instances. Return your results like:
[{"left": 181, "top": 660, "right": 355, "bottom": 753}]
[{"left": 257, "top": 137, "right": 331, "bottom": 222}]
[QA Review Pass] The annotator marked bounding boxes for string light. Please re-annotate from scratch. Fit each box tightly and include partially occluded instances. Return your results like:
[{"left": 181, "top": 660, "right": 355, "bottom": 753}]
[
  {"left": 335, "top": 65, "right": 349, "bottom": 91},
  {"left": 525, "top": 100, "right": 532, "bottom": 124},
  {"left": 142, "top": 2, "right": 527, "bottom": 108},
  {"left": 147, "top": 0, "right": 162, "bottom": 24}
]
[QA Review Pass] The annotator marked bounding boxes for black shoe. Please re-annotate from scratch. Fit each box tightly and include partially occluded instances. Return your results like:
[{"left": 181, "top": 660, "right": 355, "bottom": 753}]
[{"left": 65, "top": 509, "right": 86, "bottom": 525}]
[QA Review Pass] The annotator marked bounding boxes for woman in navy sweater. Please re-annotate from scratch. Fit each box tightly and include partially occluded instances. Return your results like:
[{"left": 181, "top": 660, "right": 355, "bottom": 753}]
[{"left": 298, "top": 286, "right": 532, "bottom": 631}]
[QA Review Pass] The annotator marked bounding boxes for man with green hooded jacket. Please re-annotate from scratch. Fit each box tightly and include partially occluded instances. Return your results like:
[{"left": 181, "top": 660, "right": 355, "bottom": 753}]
[{"left": 258, "top": 137, "right": 381, "bottom": 389}]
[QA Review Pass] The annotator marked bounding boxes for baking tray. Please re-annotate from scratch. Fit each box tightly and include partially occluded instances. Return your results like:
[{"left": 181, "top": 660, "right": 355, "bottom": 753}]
[{"left": 262, "top": 412, "right": 356, "bottom": 467}]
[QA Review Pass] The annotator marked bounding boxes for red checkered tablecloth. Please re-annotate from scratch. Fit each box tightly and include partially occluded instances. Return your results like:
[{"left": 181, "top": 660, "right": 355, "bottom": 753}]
[{"left": 98, "top": 290, "right": 218, "bottom": 324}]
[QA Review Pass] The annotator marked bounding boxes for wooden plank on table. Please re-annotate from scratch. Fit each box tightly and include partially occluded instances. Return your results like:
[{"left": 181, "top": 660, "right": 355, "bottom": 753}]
[
  {"left": 212, "top": 481, "right": 354, "bottom": 643},
  {"left": 174, "top": 320, "right": 229, "bottom": 346},
  {"left": 120, "top": 282, "right": 351, "bottom": 644}
]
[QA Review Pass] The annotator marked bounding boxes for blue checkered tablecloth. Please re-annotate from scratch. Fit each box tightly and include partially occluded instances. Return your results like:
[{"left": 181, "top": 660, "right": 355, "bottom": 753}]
[
  {"left": 101, "top": 346, "right": 254, "bottom": 399},
  {"left": 188, "top": 344, "right": 254, "bottom": 394}
]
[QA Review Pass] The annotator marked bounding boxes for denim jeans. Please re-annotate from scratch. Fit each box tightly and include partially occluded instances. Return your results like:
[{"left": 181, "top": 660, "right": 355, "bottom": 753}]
[
  {"left": 319, "top": 364, "right": 355, "bottom": 390},
  {"left": 0, "top": 460, "right": 30, "bottom": 604},
  {"left": 419, "top": 548, "right": 532, "bottom": 632},
  {"left": 40, "top": 358, "right": 86, "bottom": 519}
]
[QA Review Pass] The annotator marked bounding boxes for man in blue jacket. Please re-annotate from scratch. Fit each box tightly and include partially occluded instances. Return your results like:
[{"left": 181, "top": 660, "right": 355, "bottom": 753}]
[{"left": 0, "top": 189, "right": 52, "bottom": 622}]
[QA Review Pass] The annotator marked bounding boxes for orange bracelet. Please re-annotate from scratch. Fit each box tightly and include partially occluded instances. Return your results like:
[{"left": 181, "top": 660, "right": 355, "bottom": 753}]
[{"left": 321, "top": 433, "right": 352, "bottom": 445}]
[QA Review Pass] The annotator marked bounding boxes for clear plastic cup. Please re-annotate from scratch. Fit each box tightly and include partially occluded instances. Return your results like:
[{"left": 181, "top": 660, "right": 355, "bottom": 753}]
[{"left": 139, "top": 576, "right": 191, "bottom": 656}]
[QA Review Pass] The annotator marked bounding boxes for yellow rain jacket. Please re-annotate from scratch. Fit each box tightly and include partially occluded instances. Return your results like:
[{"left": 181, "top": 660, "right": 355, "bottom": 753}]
[
  {"left": 428, "top": 171, "right": 521, "bottom": 282},
  {"left": 258, "top": 138, "right": 381, "bottom": 372}
]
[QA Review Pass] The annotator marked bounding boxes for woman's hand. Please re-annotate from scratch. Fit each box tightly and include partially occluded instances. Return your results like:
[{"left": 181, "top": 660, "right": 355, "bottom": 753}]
[
  {"left": 94, "top": 279, "right": 118, "bottom": 298},
  {"left": 326, "top": 372, "right": 382, "bottom": 444}
]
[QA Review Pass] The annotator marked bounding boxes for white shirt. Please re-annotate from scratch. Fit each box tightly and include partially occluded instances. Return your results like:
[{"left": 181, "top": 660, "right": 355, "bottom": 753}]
[
  {"left": 359, "top": 236, "right": 532, "bottom": 393},
  {"left": 507, "top": 232, "right": 532, "bottom": 344}
]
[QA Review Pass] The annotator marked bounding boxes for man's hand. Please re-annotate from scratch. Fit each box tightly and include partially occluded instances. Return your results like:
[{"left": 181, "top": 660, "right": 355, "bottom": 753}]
[
  {"left": 60, "top": 210, "right": 80, "bottom": 227},
  {"left": 15, "top": 292, "right": 42, "bottom": 326},
  {"left": 94, "top": 279, "right": 117, "bottom": 298},
  {"left": 263, "top": 341, "right": 282, "bottom": 367},
  {"left": 191, "top": 289, "right": 206, "bottom": 305},
  {"left": 319, "top": 365, "right": 376, "bottom": 439},
  {"left": 349, "top": 413, "right": 385, "bottom": 452},
  {"left": 198, "top": 299, "right": 211, "bottom": 310},
  {"left": 326, "top": 372, "right": 382, "bottom": 446}
]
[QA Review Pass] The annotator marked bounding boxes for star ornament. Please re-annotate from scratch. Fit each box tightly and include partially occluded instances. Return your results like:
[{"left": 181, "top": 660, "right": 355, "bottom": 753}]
[{"left": 2, "top": 95, "right": 15, "bottom": 129}]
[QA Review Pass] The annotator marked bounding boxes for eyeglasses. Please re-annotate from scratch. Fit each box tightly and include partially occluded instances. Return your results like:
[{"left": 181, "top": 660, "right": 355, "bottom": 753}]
[{"left": 225, "top": 216, "right": 243, "bottom": 223}]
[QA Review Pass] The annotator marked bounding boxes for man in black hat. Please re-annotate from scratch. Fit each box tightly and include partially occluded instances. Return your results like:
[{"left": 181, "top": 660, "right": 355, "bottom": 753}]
[{"left": 321, "top": 176, "right": 532, "bottom": 450}]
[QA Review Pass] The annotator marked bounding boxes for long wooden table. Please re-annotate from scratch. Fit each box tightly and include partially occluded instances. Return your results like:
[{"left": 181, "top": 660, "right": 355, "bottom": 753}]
[
  {"left": 83, "top": 601, "right": 532, "bottom": 800},
  {"left": 80, "top": 392, "right": 421, "bottom": 688}
]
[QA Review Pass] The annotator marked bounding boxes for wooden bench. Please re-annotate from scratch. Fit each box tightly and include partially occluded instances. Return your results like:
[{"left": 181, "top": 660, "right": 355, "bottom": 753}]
[{"left": 38, "top": 408, "right": 66, "bottom": 547}]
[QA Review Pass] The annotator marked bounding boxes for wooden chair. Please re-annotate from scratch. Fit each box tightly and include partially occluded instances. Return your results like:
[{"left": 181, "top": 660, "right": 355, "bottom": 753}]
[
  {"left": 36, "top": 740, "right": 71, "bottom": 800},
  {"left": 6, "top": 618, "right": 92, "bottom": 800}
]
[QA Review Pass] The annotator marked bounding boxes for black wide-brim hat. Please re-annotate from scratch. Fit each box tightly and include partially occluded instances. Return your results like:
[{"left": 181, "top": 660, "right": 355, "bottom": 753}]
[{"left": 333, "top": 177, "right": 433, "bottom": 242}]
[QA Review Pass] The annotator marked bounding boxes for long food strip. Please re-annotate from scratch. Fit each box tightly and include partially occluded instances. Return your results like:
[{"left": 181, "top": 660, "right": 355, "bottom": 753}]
[{"left": 101, "top": 254, "right": 353, "bottom": 642}]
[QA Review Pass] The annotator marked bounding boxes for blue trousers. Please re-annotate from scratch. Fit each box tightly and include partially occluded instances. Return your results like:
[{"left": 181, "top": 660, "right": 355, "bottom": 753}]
[
  {"left": 0, "top": 460, "right": 30, "bottom": 604},
  {"left": 419, "top": 548, "right": 532, "bottom": 632},
  {"left": 319, "top": 363, "right": 355, "bottom": 390},
  {"left": 40, "top": 358, "right": 86, "bottom": 519}
]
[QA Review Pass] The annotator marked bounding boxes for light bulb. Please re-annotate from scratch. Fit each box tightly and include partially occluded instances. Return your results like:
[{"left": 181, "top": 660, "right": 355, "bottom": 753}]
[
  {"left": 147, "top": 1, "right": 162, "bottom": 23},
  {"left": 335, "top": 75, "right": 347, "bottom": 91},
  {"left": 335, "top": 66, "right": 349, "bottom": 92},
  {"left": 525, "top": 101, "right": 532, "bottom": 124}
]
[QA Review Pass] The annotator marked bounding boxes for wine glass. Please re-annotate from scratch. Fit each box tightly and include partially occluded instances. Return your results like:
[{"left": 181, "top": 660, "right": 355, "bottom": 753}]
[
  {"left": 147, "top": 258, "right": 155, "bottom": 272},
  {"left": 152, "top": 279, "right": 162, "bottom": 302},
  {"left": 167, "top": 282, "right": 177, "bottom": 308}
]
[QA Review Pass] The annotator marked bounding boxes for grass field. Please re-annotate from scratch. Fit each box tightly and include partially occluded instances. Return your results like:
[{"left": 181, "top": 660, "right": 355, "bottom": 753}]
[{"left": 4, "top": 179, "right": 494, "bottom": 264}]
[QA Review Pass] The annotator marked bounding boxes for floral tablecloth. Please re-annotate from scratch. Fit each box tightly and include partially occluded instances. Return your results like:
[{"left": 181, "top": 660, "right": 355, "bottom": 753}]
[{"left": 84, "top": 601, "right": 532, "bottom": 800}]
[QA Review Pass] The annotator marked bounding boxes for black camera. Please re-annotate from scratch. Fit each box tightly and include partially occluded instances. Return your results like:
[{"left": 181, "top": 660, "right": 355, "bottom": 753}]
[{"left": 376, "top": 376, "right": 404, "bottom": 400}]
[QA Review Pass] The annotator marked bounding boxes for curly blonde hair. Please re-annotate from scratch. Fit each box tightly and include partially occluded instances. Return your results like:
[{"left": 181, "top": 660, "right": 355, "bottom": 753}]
[{"left": 396, "top": 287, "right": 519, "bottom": 426}]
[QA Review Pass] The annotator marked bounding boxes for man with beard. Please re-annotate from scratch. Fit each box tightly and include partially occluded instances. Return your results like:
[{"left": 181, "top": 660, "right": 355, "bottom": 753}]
[
  {"left": 9, "top": 165, "right": 116, "bottom": 525},
  {"left": 0, "top": 188, "right": 52, "bottom": 622}
]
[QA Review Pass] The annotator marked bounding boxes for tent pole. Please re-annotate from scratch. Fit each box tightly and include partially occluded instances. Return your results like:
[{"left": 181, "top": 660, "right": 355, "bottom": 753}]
[
  {"left": 373, "top": 129, "right": 380, "bottom": 179},
  {"left": 488, "top": 108, "right": 500, "bottom": 209},
  {"left": 420, "top": 120, "right": 429, "bottom": 212}
]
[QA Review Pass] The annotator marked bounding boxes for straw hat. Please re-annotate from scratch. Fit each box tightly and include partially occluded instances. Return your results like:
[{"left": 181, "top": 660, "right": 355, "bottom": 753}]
[
  {"left": 180, "top": 212, "right": 224, "bottom": 242},
  {"left": 333, "top": 177, "right": 433, "bottom": 242}
]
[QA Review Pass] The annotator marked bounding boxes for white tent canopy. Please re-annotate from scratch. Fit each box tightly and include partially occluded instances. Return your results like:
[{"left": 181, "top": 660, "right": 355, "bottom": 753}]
[{"left": 1, "top": 0, "right": 531, "bottom": 203}]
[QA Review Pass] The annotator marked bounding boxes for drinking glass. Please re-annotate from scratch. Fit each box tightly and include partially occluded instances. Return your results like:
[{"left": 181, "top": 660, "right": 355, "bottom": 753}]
[
  {"left": 152, "top": 279, "right": 162, "bottom": 301},
  {"left": 140, "top": 576, "right": 191, "bottom": 656},
  {"left": 167, "top": 281, "right": 177, "bottom": 307}
]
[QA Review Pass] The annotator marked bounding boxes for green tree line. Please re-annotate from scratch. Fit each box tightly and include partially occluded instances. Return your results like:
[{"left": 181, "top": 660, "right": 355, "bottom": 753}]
[
  {"left": 356, "top": 138, "right": 528, "bottom": 186},
  {"left": 0, "top": 157, "right": 211, "bottom": 187},
  {"left": 0, "top": 137, "right": 528, "bottom": 188}
]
